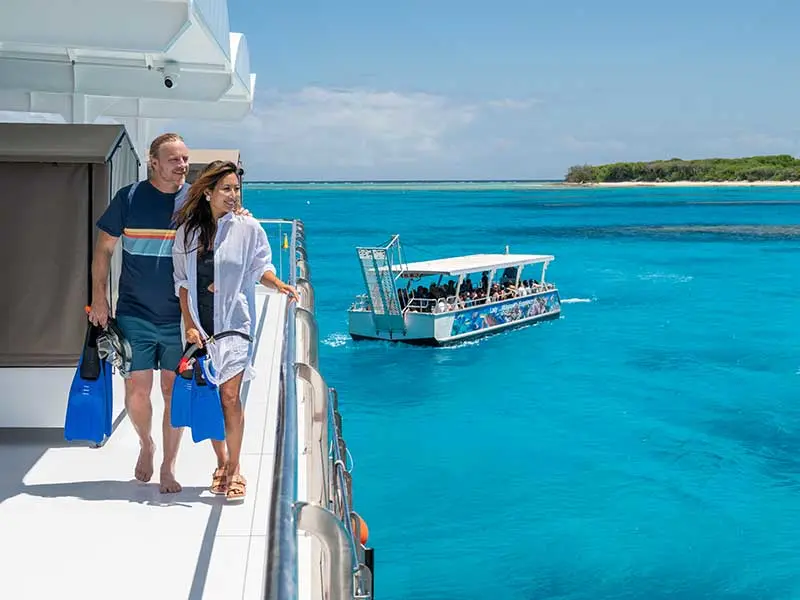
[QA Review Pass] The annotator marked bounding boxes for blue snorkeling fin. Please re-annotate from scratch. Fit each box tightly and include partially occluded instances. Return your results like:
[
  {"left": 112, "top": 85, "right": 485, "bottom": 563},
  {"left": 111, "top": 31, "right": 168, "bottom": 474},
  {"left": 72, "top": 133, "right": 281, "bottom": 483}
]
[
  {"left": 65, "top": 325, "right": 110, "bottom": 444},
  {"left": 103, "top": 350, "right": 113, "bottom": 438},
  {"left": 170, "top": 369, "right": 194, "bottom": 428},
  {"left": 189, "top": 355, "right": 225, "bottom": 443},
  {"left": 172, "top": 343, "right": 196, "bottom": 428}
]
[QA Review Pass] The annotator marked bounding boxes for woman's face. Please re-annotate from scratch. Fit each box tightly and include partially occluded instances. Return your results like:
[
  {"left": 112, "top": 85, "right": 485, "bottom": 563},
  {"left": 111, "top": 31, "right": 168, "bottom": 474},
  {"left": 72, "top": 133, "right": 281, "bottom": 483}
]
[{"left": 209, "top": 172, "right": 241, "bottom": 216}]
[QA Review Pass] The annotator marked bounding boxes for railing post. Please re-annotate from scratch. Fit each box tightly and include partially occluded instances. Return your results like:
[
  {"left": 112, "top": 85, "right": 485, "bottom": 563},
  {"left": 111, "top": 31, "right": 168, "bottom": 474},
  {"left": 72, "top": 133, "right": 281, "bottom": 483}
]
[
  {"left": 296, "top": 362, "right": 330, "bottom": 508},
  {"left": 295, "top": 306, "right": 319, "bottom": 370},
  {"left": 297, "top": 258, "right": 311, "bottom": 281},
  {"left": 295, "top": 502, "right": 356, "bottom": 600},
  {"left": 297, "top": 277, "right": 314, "bottom": 313}
]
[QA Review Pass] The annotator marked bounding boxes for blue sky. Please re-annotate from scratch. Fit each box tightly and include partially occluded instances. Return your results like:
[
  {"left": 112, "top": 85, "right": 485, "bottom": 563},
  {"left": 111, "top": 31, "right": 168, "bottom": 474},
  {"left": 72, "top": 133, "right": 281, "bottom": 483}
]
[
  {"left": 212, "top": 0, "right": 798, "bottom": 180},
  {"left": 15, "top": 0, "right": 799, "bottom": 181}
]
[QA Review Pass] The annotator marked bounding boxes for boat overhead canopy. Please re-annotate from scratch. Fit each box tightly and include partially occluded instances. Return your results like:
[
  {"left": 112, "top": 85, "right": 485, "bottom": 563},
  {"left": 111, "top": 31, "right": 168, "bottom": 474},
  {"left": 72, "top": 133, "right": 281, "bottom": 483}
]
[
  {"left": 395, "top": 253, "right": 554, "bottom": 278},
  {"left": 187, "top": 148, "right": 242, "bottom": 183}
]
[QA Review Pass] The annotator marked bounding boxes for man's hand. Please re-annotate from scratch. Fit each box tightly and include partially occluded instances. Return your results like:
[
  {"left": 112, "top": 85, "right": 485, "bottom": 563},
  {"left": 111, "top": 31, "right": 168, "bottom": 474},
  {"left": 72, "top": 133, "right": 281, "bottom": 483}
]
[
  {"left": 233, "top": 205, "right": 252, "bottom": 218},
  {"left": 88, "top": 297, "right": 110, "bottom": 328}
]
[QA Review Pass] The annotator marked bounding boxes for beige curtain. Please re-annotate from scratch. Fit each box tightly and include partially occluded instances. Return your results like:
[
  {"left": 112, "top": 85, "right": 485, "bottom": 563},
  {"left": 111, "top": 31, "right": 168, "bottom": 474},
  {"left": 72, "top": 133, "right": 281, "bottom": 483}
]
[{"left": 0, "top": 162, "right": 92, "bottom": 366}]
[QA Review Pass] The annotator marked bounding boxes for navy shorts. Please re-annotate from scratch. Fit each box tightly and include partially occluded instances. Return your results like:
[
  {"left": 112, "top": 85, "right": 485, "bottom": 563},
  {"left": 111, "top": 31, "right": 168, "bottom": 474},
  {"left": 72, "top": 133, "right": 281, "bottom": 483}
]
[{"left": 116, "top": 315, "right": 183, "bottom": 372}]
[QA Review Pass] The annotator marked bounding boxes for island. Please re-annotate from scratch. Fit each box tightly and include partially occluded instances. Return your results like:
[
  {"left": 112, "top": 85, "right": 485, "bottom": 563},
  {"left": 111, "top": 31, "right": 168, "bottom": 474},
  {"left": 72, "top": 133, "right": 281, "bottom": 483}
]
[{"left": 564, "top": 155, "right": 800, "bottom": 186}]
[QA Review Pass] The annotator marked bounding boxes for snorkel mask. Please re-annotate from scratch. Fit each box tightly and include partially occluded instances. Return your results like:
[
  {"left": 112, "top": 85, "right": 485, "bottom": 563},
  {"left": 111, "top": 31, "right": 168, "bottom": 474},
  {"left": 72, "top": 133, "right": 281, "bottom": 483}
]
[
  {"left": 84, "top": 307, "right": 133, "bottom": 378},
  {"left": 97, "top": 318, "right": 133, "bottom": 379}
]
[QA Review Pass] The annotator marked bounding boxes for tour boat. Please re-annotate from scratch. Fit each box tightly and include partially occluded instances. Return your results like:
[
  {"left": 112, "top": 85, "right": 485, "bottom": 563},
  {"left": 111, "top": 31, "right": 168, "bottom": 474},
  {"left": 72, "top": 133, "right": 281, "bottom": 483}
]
[{"left": 348, "top": 235, "right": 561, "bottom": 345}]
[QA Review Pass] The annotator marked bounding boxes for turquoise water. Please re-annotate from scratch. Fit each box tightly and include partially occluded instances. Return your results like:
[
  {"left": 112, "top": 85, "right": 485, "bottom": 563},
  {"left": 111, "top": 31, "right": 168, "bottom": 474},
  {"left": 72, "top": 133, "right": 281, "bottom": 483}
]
[{"left": 249, "top": 185, "right": 800, "bottom": 600}]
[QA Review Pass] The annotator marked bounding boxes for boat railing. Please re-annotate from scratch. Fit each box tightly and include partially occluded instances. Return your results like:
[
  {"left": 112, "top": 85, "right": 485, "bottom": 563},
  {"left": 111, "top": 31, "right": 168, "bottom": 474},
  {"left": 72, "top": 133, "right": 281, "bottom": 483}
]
[
  {"left": 401, "top": 283, "right": 560, "bottom": 315},
  {"left": 402, "top": 295, "right": 481, "bottom": 313},
  {"left": 256, "top": 220, "right": 296, "bottom": 282},
  {"left": 348, "top": 294, "right": 371, "bottom": 312},
  {"left": 261, "top": 219, "right": 373, "bottom": 600}
]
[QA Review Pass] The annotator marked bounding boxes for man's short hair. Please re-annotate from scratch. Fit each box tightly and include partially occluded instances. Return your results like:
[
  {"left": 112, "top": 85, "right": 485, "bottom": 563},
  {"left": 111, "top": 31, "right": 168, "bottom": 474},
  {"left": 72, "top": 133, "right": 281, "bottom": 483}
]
[{"left": 149, "top": 133, "right": 185, "bottom": 160}]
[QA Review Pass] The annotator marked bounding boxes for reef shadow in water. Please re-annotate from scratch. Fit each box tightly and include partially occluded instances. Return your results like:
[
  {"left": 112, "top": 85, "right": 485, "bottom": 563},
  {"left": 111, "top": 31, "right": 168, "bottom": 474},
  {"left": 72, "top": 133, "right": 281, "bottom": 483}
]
[
  {"left": 520, "top": 566, "right": 791, "bottom": 600},
  {"left": 699, "top": 406, "right": 800, "bottom": 488},
  {"left": 459, "top": 198, "right": 800, "bottom": 211},
  {"left": 508, "top": 224, "right": 800, "bottom": 243}
]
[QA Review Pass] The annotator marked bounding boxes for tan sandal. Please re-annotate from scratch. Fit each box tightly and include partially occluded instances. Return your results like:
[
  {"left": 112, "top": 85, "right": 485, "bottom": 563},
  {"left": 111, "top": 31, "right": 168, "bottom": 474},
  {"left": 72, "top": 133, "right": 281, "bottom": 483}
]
[
  {"left": 226, "top": 474, "right": 246, "bottom": 502},
  {"left": 210, "top": 467, "right": 227, "bottom": 495}
]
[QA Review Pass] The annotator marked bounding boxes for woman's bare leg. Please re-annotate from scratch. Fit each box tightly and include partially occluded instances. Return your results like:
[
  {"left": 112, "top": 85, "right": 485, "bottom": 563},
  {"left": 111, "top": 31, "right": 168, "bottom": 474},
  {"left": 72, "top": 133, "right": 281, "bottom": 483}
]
[
  {"left": 210, "top": 439, "right": 228, "bottom": 469},
  {"left": 219, "top": 371, "right": 245, "bottom": 478}
]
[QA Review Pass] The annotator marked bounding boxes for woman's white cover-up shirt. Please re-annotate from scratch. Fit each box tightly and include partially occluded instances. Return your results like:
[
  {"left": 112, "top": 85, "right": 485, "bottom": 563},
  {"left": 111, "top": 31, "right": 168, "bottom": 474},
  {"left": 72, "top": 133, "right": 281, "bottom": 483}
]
[{"left": 172, "top": 213, "right": 275, "bottom": 385}]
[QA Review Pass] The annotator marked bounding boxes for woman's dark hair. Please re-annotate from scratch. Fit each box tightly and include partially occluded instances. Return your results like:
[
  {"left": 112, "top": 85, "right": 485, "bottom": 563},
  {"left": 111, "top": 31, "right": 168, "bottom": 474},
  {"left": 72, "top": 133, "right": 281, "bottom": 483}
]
[{"left": 174, "top": 160, "right": 244, "bottom": 254}]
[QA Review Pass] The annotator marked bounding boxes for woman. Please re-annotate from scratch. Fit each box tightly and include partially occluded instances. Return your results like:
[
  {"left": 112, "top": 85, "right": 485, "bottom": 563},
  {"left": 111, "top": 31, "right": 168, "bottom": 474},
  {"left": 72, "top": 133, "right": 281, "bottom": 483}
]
[{"left": 172, "top": 160, "right": 299, "bottom": 502}]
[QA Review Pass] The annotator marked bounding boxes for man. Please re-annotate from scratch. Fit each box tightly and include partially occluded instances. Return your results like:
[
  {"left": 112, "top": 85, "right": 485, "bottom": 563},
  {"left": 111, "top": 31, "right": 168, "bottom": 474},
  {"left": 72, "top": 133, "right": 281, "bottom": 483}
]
[{"left": 88, "top": 132, "right": 191, "bottom": 494}]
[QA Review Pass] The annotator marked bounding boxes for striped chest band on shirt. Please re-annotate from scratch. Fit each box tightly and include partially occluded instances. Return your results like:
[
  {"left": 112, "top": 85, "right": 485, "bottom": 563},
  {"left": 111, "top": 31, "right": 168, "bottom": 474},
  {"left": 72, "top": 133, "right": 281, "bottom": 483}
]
[{"left": 122, "top": 228, "right": 176, "bottom": 257}]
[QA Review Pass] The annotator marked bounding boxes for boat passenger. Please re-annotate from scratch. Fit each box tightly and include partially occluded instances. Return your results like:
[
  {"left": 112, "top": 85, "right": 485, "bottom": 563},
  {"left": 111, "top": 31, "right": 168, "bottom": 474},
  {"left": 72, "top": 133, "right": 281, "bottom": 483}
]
[
  {"left": 172, "top": 160, "right": 299, "bottom": 502},
  {"left": 89, "top": 133, "right": 232, "bottom": 494}
]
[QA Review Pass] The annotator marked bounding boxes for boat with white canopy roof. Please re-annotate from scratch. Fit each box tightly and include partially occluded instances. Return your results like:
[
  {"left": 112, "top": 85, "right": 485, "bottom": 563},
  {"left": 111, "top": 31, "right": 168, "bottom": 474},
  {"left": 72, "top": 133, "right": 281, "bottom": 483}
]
[{"left": 348, "top": 235, "right": 562, "bottom": 345}]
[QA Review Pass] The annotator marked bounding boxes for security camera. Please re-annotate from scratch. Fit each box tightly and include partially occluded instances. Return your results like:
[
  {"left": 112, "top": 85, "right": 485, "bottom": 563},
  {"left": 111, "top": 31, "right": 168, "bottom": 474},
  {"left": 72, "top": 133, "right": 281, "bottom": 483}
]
[
  {"left": 163, "top": 71, "right": 179, "bottom": 89},
  {"left": 161, "top": 61, "right": 180, "bottom": 89}
]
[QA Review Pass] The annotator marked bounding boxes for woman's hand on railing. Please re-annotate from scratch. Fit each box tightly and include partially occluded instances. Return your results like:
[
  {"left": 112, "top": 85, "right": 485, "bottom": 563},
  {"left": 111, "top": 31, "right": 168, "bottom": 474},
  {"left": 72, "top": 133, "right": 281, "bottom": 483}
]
[{"left": 277, "top": 281, "right": 300, "bottom": 303}]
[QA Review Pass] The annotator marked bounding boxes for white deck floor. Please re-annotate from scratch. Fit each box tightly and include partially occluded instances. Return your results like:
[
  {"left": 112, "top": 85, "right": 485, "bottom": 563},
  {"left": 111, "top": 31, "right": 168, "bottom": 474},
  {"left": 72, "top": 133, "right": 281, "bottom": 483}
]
[{"left": 0, "top": 288, "right": 286, "bottom": 600}]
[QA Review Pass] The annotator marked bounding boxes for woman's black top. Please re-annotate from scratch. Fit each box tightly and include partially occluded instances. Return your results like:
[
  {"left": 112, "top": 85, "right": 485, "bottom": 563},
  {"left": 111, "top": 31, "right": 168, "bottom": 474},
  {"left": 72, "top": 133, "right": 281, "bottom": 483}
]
[{"left": 196, "top": 248, "right": 215, "bottom": 335}]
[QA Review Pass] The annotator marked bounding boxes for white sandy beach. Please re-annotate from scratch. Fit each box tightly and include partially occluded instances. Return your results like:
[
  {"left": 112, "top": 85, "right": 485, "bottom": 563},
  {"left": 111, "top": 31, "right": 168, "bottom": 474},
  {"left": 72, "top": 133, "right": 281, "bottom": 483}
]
[{"left": 569, "top": 180, "right": 800, "bottom": 188}]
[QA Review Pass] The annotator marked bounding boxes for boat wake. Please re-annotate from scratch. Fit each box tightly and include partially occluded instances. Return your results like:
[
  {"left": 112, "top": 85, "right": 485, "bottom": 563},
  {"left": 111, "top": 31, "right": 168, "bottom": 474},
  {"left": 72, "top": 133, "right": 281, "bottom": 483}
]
[
  {"left": 562, "top": 297, "right": 594, "bottom": 304},
  {"left": 322, "top": 333, "right": 349, "bottom": 348},
  {"left": 638, "top": 271, "right": 693, "bottom": 283},
  {"left": 437, "top": 338, "right": 484, "bottom": 350}
]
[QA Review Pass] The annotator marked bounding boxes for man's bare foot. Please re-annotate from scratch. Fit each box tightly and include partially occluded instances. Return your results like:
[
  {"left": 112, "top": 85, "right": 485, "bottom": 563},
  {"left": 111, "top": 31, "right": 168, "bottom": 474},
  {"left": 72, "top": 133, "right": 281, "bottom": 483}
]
[
  {"left": 159, "top": 467, "right": 182, "bottom": 494},
  {"left": 135, "top": 441, "right": 155, "bottom": 482}
]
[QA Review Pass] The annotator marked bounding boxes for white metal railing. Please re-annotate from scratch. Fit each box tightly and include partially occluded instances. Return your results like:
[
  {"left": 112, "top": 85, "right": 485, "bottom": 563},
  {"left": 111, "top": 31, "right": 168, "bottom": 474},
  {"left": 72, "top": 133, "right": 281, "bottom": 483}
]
[
  {"left": 261, "top": 219, "right": 373, "bottom": 600},
  {"left": 348, "top": 294, "right": 370, "bottom": 312},
  {"left": 262, "top": 218, "right": 299, "bottom": 598}
]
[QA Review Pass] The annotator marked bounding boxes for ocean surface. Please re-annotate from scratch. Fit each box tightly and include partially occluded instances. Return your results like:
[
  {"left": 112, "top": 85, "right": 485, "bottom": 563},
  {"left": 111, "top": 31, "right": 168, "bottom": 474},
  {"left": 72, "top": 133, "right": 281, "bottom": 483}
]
[{"left": 247, "top": 183, "right": 800, "bottom": 600}]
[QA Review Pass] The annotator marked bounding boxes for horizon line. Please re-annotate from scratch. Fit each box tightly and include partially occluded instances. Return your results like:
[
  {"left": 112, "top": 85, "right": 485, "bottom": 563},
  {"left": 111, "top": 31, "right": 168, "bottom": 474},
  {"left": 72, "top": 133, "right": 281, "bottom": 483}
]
[{"left": 242, "top": 178, "right": 565, "bottom": 184}]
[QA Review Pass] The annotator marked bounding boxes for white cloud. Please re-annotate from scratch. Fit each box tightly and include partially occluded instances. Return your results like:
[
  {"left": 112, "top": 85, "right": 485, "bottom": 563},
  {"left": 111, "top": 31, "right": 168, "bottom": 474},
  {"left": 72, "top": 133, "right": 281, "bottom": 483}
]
[
  {"left": 263, "top": 87, "right": 479, "bottom": 167},
  {"left": 172, "top": 87, "right": 482, "bottom": 177},
  {"left": 0, "top": 89, "right": 548, "bottom": 179},
  {"left": 485, "top": 98, "right": 540, "bottom": 110},
  {"left": 168, "top": 87, "right": 548, "bottom": 179}
]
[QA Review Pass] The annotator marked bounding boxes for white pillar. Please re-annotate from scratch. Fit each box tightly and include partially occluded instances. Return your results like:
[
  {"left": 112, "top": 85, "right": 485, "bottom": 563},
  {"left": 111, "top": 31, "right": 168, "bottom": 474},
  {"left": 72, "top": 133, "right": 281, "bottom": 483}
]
[
  {"left": 119, "top": 117, "right": 152, "bottom": 181},
  {"left": 136, "top": 119, "right": 152, "bottom": 181},
  {"left": 70, "top": 93, "right": 87, "bottom": 123}
]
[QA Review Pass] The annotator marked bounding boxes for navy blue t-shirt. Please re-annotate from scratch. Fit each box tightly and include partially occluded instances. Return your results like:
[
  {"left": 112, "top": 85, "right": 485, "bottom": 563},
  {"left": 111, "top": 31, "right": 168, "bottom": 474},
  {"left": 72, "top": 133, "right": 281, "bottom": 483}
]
[{"left": 97, "top": 180, "right": 188, "bottom": 325}]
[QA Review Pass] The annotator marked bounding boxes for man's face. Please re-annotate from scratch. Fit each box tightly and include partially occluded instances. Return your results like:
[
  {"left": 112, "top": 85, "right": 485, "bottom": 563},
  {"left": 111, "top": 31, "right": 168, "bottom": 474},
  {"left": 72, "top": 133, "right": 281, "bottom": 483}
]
[{"left": 151, "top": 140, "right": 189, "bottom": 185}]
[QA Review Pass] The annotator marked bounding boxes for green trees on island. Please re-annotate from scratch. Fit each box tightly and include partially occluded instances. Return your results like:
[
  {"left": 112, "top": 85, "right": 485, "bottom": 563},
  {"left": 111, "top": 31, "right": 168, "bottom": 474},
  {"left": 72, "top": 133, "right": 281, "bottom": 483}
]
[{"left": 565, "top": 155, "right": 800, "bottom": 183}]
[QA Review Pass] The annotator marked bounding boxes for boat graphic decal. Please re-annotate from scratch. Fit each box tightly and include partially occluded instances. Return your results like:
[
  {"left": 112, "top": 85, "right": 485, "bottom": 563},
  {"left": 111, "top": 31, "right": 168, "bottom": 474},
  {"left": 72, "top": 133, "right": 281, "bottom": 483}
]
[{"left": 450, "top": 292, "right": 560, "bottom": 336}]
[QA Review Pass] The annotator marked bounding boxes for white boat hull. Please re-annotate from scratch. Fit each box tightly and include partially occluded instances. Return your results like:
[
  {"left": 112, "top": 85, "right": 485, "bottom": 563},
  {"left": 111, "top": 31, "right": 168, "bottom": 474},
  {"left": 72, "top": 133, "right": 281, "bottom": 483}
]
[{"left": 348, "top": 289, "right": 561, "bottom": 346}]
